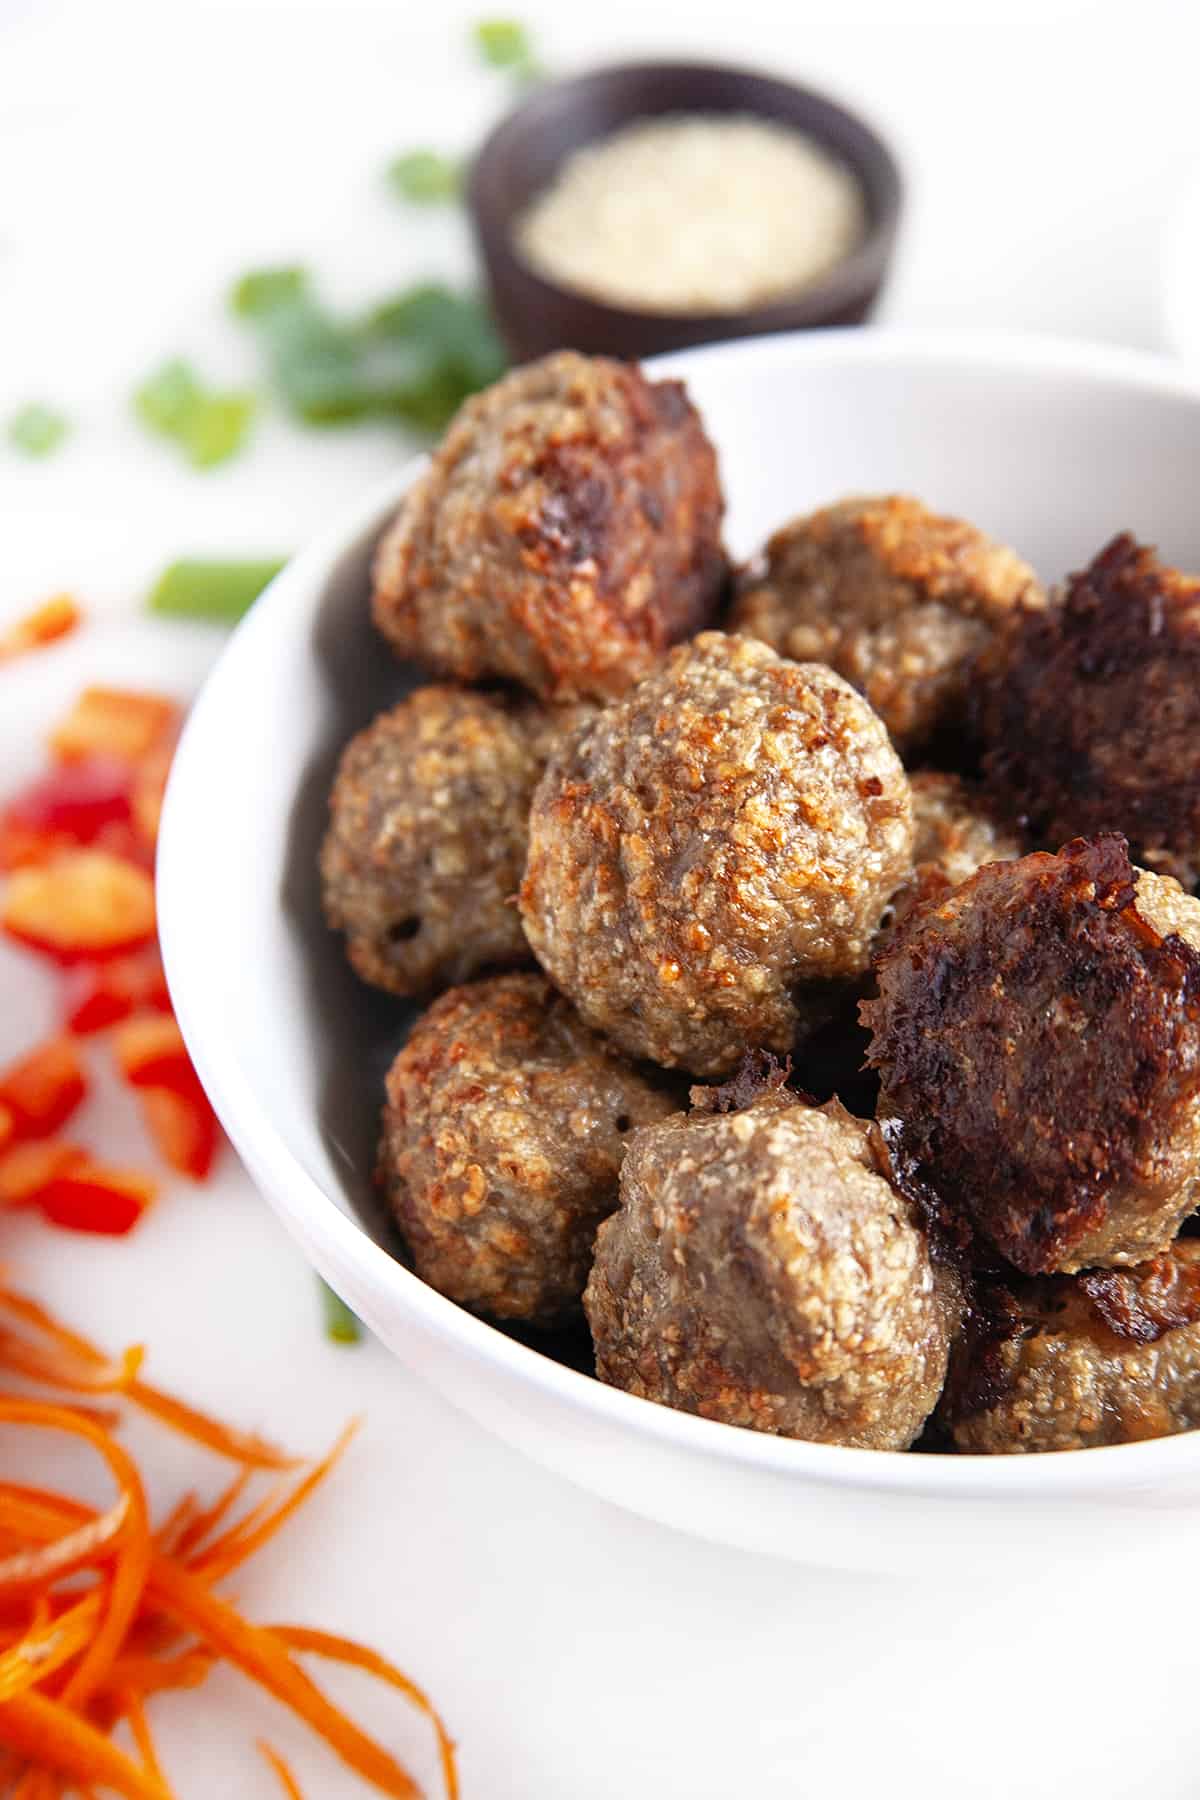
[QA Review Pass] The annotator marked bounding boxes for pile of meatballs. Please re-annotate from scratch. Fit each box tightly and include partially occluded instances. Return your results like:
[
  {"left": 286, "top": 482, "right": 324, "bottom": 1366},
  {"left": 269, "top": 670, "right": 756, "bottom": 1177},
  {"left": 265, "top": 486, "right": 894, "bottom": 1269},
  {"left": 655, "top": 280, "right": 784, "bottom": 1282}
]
[{"left": 320, "top": 349, "right": 1200, "bottom": 1457}]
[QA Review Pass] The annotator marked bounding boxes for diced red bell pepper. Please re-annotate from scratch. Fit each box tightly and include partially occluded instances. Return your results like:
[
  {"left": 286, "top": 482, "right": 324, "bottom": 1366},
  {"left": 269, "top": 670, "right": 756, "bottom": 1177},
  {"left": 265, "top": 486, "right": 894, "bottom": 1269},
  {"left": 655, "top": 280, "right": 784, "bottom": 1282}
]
[
  {"left": 35, "top": 1159, "right": 158, "bottom": 1234},
  {"left": 0, "top": 595, "right": 81, "bottom": 663},
  {"left": 49, "top": 687, "right": 180, "bottom": 765},
  {"left": 62, "top": 946, "right": 172, "bottom": 1034},
  {"left": 0, "top": 1037, "right": 88, "bottom": 1138},
  {"left": 112, "top": 1013, "right": 193, "bottom": 1092},
  {"left": 140, "top": 1084, "right": 220, "bottom": 1180},
  {"left": 0, "top": 1103, "right": 14, "bottom": 1154},
  {"left": 0, "top": 757, "right": 135, "bottom": 871},
  {"left": 0, "top": 1139, "right": 89, "bottom": 1207},
  {"left": 3, "top": 851, "right": 157, "bottom": 962}
]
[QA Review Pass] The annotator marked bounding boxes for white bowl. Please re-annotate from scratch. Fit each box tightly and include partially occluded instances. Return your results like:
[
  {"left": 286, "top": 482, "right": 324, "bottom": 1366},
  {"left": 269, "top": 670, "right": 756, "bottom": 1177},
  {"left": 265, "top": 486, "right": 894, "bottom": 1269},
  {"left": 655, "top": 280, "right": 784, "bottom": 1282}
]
[{"left": 159, "top": 328, "right": 1200, "bottom": 1573}]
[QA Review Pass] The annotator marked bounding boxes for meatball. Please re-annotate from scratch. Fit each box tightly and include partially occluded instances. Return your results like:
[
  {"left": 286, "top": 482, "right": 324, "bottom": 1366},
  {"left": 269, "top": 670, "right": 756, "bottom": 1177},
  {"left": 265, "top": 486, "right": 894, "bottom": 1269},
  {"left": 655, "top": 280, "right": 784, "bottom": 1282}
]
[
  {"left": 520, "top": 632, "right": 913, "bottom": 1078},
  {"left": 371, "top": 351, "right": 727, "bottom": 703},
  {"left": 863, "top": 835, "right": 1200, "bottom": 1275},
  {"left": 808, "top": 775, "right": 1021, "bottom": 1114},
  {"left": 378, "top": 973, "right": 675, "bottom": 1325},
  {"left": 320, "top": 685, "right": 579, "bottom": 997},
  {"left": 942, "top": 1242, "right": 1200, "bottom": 1452},
  {"left": 878, "top": 770, "right": 1022, "bottom": 949},
  {"left": 584, "top": 1084, "right": 961, "bottom": 1449},
  {"left": 730, "top": 494, "right": 1043, "bottom": 752},
  {"left": 976, "top": 533, "right": 1200, "bottom": 885}
]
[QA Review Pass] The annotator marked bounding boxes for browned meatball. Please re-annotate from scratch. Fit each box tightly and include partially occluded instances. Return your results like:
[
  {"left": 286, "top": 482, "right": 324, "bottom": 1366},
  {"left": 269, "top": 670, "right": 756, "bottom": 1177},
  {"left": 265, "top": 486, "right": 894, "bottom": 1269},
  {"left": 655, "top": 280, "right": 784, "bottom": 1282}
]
[
  {"left": 877, "top": 770, "right": 1022, "bottom": 949},
  {"left": 863, "top": 835, "right": 1200, "bottom": 1276},
  {"left": 371, "top": 352, "right": 727, "bottom": 703},
  {"left": 378, "top": 973, "right": 675, "bottom": 1325},
  {"left": 976, "top": 533, "right": 1200, "bottom": 885},
  {"left": 585, "top": 1084, "right": 961, "bottom": 1449},
  {"left": 320, "top": 685, "right": 574, "bottom": 997},
  {"left": 520, "top": 631, "right": 913, "bottom": 1078},
  {"left": 941, "top": 1243, "right": 1200, "bottom": 1452},
  {"left": 731, "top": 494, "right": 1043, "bottom": 752}
]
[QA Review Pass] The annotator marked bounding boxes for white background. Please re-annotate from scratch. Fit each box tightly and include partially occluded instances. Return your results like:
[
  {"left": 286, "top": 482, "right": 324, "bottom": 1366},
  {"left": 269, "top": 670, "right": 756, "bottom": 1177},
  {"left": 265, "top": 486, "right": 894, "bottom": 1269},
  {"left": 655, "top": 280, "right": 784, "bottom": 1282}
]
[{"left": 2, "top": 2, "right": 1200, "bottom": 1795}]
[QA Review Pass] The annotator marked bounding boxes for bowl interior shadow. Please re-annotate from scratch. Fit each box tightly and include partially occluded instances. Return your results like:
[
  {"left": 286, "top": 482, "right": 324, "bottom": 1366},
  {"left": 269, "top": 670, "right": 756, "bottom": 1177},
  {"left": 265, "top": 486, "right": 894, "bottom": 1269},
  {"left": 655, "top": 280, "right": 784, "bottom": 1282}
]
[{"left": 278, "top": 526, "right": 596, "bottom": 1374}]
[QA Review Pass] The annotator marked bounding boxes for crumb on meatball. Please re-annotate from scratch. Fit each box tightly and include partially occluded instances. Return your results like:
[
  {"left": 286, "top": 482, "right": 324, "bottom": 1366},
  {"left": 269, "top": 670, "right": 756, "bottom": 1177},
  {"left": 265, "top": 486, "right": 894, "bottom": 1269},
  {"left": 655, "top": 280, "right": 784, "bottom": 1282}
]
[
  {"left": 371, "top": 351, "right": 727, "bottom": 703},
  {"left": 941, "top": 1242, "right": 1200, "bottom": 1452},
  {"left": 731, "top": 494, "right": 1043, "bottom": 752},
  {"left": 976, "top": 532, "right": 1200, "bottom": 885},
  {"left": 877, "top": 770, "right": 1023, "bottom": 951},
  {"left": 377, "top": 973, "right": 676, "bottom": 1325},
  {"left": 584, "top": 1084, "right": 961, "bottom": 1450},
  {"left": 520, "top": 631, "right": 914, "bottom": 1078},
  {"left": 320, "top": 685, "right": 587, "bottom": 997},
  {"left": 864, "top": 835, "right": 1200, "bottom": 1276}
]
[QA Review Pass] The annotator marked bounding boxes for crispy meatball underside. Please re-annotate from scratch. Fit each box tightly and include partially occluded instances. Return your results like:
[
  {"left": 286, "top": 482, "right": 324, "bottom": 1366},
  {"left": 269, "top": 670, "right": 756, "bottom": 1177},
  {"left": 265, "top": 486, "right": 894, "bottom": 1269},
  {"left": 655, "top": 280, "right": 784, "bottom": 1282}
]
[
  {"left": 378, "top": 973, "right": 674, "bottom": 1325},
  {"left": 585, "top": 1089, "right": 961, "bottom": 1449},
  {"left": 371, "top": 350, "right": 727, "bottom": 702},
  {"left": 520, "top": 631, "right": 913, "bottom": 1078},
  {"left": 942, "top": 1242, "right": 1200, "bottom": 1452},
  {"left": 864, "top": 835, "right": 1200, "bottom": 1275}
]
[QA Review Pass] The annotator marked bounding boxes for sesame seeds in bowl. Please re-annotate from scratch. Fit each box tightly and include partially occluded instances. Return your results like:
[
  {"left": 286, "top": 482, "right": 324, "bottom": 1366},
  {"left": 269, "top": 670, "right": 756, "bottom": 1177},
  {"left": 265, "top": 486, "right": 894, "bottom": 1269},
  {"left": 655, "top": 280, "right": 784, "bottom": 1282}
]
[{"left": 515, "top": 112, "right": 867, "bottom": 317}]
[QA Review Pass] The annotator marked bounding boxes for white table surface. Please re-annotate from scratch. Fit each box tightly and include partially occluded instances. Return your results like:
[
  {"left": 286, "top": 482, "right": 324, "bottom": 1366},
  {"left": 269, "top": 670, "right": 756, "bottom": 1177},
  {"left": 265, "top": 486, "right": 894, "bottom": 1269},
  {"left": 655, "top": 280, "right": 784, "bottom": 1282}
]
[{"left": 2, "top": 3, "right": 1199, "bottom": 1795}]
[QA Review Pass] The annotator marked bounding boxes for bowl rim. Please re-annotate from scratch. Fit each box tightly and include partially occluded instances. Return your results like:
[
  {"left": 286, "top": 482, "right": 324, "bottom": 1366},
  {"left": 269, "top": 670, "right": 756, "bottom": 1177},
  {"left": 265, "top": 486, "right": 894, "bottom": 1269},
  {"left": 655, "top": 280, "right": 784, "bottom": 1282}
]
[
  {"left": 160, "top": 324, "right": 1200, "bottom": 1504},
  {"left": 467, "top": 58, "right": 902, "bottom": 335}
]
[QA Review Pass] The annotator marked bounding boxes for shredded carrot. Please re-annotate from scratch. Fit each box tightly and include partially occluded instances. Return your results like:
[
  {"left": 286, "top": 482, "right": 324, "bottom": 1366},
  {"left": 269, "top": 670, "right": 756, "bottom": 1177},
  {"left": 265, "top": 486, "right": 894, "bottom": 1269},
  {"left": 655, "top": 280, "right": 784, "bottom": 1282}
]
[
  {"left": 0, "top": 1491, "right": 127, "bottom": 1593},
  {"left": 0, "top": 1593, "right": 101, "bottom": 1701},
  {"left": 147, "top": 1559, "right": 421, "bottom": 1799},
  {"left": 259, "top": 1739, "right": 307, "bottom": 1799},
  {"left": 100, "top": 1649, "right": 211, "bottom": 1700},
  {"left": 0, "top": 1400, "right": 152, "bottom": 1712},
  {"left": 11, "top": 1767, "right": 62, "bottom": 1800},
  {"left": 122, "top": 1692, "right": 166, "bottom": 1786},
  {"left": 0, "top": 1289, "right": 298, "bottom": 1469},
  {"left": 0, "top": 1291, "right": 458, "bottom": 1799},
  {"left": 0, "top": 1690, "right": 169, "bottom": 1799},
  {"left": 172, "top": 1466, "right": 253, "bottom": 1562},
  {"left": 272, "top": 1627, "right": 459, "bottom": 1800},
  {"left": 189, "top": 1423, "right": 358, "bottom": 1584}
]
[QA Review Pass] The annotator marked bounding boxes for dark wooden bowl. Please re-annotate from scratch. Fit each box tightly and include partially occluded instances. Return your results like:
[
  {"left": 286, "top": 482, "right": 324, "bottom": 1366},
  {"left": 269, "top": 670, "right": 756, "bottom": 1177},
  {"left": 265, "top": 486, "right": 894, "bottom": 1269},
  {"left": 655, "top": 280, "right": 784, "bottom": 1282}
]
[{"left": 467, "top": 60, "right": 903, "bottom": 365}]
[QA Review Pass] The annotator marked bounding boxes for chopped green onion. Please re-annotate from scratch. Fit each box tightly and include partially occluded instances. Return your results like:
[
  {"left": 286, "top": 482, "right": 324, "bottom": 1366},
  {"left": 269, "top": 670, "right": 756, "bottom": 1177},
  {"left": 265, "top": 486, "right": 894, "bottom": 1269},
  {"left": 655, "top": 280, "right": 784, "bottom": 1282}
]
[
  {"left": 134, "top": 360, "right": 201, "bottom": 435},
  {"left": 7, "top": 403, "right": 70, "bottom": 458},
  {"left": 183, "top": 392, "right": 257, "bottom": 469},
  {"left": 472, "top": 17, "right": 533, "bottom": 68},
  {"left": 231, "top": 265, "right": 507, "bottom": 435},
  {"left": 230, "top": 266, "right": 309, "bottom": 319},
  {"left": 229, "top": 268, "right": 373, "bottom": 425},
  {"left": 133, "top": 359, "right": 256, "bottom": 469},
  {"left": 362, "top": 283, "right": 507, "bottom": 428},
  {"left": 146, "top": 557, "right": 288, "bottom": 624},
  {"left": 387, "top": 149, "right": 462, "bottom": 205},
  {"left": 319, "top": 1278, "right": 363, "bottom": 1345}
]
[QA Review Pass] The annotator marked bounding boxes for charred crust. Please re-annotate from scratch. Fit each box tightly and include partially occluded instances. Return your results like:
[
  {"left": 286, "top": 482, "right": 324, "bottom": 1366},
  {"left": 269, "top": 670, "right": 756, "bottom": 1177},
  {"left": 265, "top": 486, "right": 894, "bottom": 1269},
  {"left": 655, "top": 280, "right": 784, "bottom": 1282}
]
[
  {"left": 689, "top": 1049, "right": 795, "bottom": 1115},
  {"left": 1078, "top": 1251, "right": 1200, "bottom": 1344},
  {"left": 875, "top": 1115, "right": 978, "bottom": 1268},
  {"left": 976, "top": 534, "right": 1200, "bottom": 876},
  {"left": 371, "top": 352, "right": 727, "bottom": 703},
  {"left": 864, "top": 835, "right": 1200, "bottom": 1274}
]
